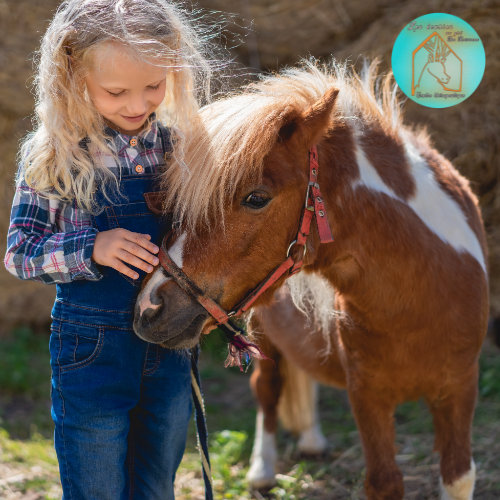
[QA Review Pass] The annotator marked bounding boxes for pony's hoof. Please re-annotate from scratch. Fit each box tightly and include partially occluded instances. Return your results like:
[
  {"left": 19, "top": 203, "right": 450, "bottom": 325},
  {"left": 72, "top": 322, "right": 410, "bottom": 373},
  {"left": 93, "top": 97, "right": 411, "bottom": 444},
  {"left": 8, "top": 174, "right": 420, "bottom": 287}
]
[
  {"left": 246, "top": 458, "right": 277, "bottom": 489},
  {"left": 297, "top": 423, "right": 328, "bottom": 454}
]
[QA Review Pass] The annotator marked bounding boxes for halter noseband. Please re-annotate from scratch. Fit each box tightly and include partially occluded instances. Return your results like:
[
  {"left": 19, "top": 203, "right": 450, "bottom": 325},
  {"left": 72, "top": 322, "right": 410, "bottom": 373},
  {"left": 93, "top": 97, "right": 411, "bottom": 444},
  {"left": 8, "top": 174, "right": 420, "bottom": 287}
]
[{"left": 158, "top": 145, "right": 334, "bottom": 369}]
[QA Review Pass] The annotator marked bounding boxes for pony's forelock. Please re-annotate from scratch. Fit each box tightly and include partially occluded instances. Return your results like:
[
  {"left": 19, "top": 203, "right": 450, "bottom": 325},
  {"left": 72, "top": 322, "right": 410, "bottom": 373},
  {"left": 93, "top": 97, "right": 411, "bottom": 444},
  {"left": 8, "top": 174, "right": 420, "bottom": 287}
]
[{"left": 163, "top": 57, "right": 407, "bottom": 230}]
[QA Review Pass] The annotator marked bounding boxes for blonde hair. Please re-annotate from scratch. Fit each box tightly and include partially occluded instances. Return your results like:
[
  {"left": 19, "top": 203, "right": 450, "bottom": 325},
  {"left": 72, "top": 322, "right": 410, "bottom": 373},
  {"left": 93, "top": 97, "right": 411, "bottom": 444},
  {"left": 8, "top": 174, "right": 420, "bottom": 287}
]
[{"left": 21, "top": 0, "right": 224, "bottom": 211}]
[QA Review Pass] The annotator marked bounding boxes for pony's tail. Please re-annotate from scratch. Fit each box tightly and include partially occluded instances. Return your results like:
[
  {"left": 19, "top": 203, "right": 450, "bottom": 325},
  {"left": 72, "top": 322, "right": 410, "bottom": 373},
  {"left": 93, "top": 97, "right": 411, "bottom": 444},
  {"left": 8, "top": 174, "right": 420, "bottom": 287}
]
[{"left": 277, "top": 357, "right": 318, "bottom": 434}]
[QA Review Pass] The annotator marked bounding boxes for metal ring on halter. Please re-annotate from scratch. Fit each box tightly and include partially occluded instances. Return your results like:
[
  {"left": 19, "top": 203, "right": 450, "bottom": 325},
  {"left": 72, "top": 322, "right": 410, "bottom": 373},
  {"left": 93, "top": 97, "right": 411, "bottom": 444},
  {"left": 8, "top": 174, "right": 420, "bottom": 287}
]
[
  {"left": 287, "top": 240, "right": 307, "bottom": 258},
  {"left": 305, "top": 185, "right": 314, "bottom": 211}
]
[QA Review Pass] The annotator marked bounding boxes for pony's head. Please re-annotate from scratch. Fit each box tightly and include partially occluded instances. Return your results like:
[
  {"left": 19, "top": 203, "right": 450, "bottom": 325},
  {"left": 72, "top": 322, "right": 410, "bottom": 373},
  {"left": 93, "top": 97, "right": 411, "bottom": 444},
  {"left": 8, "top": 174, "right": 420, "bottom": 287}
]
[
  {"left": 133, "top": 59, "right": 397, "bottom": 348},
  {"left": 133, "top": 74, "right": 339, "bottom": 347}
]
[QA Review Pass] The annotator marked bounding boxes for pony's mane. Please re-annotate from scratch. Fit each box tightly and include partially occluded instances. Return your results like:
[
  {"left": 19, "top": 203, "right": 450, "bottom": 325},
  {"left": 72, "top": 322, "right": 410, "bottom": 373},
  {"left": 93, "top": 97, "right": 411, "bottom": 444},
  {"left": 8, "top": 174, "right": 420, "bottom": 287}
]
[
  {"left": 162, "top": 57, "right": 407, "bottom": 230},
  {"left": 286, "top": 271, "right": 338, "bottom": 356},
  {"left": 244, "top": 271, "right": 342, "bottom": 357}
]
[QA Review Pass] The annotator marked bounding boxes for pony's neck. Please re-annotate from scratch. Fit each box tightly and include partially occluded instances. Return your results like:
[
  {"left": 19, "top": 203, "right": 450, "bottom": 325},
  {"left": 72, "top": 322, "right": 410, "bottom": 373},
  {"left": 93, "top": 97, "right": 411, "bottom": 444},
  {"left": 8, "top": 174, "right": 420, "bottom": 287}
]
[
  {"left": 306, "top": 114, "right": 485, "bottom": 332},
  {"left": 309, "top": 117, "right": 422, "bottom": 320}
]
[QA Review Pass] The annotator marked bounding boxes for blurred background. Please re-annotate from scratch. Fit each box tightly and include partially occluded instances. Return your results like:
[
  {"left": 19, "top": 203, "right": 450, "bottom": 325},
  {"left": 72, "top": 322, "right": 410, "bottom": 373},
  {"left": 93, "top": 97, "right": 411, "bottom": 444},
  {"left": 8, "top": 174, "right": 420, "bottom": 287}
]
[{"left": 0, "top": 0, "right": 499, "bottom": 499}]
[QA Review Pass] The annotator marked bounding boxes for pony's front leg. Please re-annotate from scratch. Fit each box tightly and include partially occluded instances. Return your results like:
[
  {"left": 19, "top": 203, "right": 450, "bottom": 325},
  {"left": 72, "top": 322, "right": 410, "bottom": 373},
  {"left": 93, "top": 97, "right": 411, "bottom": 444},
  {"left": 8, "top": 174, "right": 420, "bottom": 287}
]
[
  {"left": 428, "top": 370, "right": 478, "bottom": 500},
  {"left": 348, "top": 383, "right": 404, "bottom": 500},
  {"left": 247, "top": 340, "right": 282, "bottom": 489}
]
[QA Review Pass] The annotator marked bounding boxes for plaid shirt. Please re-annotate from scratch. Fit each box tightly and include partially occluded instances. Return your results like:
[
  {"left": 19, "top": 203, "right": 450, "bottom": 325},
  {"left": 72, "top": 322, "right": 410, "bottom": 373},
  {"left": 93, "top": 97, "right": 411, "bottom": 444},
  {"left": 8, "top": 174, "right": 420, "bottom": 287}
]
[{"left": 4, "top": 116, "right": 170, "bottom": 284}]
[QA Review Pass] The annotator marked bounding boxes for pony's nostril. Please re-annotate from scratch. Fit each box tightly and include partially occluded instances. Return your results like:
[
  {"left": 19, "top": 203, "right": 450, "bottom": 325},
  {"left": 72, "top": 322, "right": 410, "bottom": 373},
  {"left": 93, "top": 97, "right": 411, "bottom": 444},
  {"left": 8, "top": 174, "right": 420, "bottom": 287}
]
[{"left": 141, "top": 301, "right": 162, "bottom": 322}]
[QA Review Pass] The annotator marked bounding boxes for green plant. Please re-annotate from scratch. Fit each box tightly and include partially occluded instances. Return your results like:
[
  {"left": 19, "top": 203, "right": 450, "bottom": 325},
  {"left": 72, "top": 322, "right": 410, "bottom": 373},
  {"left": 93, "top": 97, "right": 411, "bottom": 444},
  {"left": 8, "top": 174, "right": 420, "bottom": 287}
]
[
  {"left": 209, "top": 430, "right": 251, "bottom": 499},
  {"left": 0, "top": 327, "right": 51, "bottom": 399},
  {"left": 479, "top": 350, "right": 500, "bottom": 398}
]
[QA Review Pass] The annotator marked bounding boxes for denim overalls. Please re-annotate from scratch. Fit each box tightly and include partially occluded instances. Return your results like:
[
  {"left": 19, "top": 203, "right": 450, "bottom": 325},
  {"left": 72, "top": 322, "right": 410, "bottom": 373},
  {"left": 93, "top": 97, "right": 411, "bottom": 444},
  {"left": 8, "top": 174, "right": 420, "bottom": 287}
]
[{"left": 49, "top": 173, "right": 193, "bottom": 500}]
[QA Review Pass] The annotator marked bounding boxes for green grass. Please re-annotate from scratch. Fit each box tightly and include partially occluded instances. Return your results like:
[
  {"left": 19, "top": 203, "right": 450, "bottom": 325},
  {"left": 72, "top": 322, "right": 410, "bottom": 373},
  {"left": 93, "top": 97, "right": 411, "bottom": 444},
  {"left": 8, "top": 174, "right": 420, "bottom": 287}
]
[
  {"left": 0, "top": 427, "right": 57, "bottom": 466},
  {"left": 0, "top": 426, "right": 61, "bottom": 499},
  {"left": 1, "top": 328, "right": 500, "bottom": 499},
  {"left": 479, "top": 347, "right": 500, "bottom": 398},
  {"left": 0, "top": 327, "right": 53, "bottom": 439},
  {"left": 0, "top": 327, "right": 51, "bottom": 399}
]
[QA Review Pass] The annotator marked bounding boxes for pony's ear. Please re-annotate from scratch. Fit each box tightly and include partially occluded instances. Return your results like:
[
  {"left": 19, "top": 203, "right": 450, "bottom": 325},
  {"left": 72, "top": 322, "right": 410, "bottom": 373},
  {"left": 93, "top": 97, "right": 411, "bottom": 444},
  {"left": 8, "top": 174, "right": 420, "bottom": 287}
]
[{"left": 279, "top": 87, "right": 339, "bottom": 148}]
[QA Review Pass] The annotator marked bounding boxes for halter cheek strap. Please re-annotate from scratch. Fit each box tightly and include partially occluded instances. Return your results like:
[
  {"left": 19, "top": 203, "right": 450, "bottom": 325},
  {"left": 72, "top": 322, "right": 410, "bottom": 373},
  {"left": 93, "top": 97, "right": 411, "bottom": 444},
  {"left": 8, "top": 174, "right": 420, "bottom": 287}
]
[{"left": 157, "top": 145, "right": 334, "bottom": 369}]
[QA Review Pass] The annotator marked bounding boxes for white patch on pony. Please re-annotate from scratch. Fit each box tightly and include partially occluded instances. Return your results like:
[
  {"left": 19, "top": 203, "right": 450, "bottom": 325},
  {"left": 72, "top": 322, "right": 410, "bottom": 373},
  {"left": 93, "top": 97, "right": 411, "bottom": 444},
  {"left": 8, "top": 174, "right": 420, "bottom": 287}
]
[
  {"left": 297, "top": 422, "right": 328, "bottom": 454},
  {"left": 169, "top": 232, "right": 187, "bottom": 269},
  {"left": 137, "top": 268, "right": 169, "bottom": 317},
  {"left": 440, "top": 460, "right": 476, "bottom": 500},
  {"left": 246, "top": 411, "right": 277, "bottom": 489},
  {"left": 351, "top": 137, "right": 486, "bottom": 274},
  {"left": 404, "top": 142, "right": 486, "bottom": 274},
  {"left": 352, "top": 143, "right": 396, "bottom": 199}
]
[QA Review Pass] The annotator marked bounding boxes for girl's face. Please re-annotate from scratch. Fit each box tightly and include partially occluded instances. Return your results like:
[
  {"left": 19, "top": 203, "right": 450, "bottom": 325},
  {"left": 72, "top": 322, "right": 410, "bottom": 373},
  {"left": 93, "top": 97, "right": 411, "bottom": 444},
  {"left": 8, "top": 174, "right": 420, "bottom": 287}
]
[{"left": 85, "top": 43, "right": 168, "bottom": 136}]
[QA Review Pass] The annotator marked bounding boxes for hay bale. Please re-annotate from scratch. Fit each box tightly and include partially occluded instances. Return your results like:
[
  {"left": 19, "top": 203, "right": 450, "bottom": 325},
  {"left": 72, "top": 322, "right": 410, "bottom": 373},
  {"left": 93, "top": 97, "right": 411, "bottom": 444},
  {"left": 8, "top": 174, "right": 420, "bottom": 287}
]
[{"left": 324, "top": 1, "right": 500, "bottom": 314}]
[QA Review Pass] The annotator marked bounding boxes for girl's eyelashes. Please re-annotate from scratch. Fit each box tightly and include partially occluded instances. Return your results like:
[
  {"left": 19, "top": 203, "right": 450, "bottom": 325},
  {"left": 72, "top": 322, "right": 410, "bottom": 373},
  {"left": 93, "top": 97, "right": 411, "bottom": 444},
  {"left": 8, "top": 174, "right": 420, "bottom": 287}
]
[{"left": 106, "top": 82, "right": 162, "bottom": 97}]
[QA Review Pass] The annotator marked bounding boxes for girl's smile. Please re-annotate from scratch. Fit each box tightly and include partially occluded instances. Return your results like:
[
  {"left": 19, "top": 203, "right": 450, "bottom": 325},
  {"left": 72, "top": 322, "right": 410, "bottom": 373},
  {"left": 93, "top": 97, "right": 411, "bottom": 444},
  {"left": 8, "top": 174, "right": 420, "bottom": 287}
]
[
  {"left": 85, "top": 42, "right": 168, "bottom": 135},
  {"left": 121, "top": 112, "right": 147, "bottom": 123}
]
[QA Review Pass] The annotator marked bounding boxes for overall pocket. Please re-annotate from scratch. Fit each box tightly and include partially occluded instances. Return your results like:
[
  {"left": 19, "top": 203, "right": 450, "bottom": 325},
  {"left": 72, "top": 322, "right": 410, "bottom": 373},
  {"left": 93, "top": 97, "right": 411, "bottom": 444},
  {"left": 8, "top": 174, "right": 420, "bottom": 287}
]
[{"left": 50, "top": 321, "right": 103, "bottom": 373}]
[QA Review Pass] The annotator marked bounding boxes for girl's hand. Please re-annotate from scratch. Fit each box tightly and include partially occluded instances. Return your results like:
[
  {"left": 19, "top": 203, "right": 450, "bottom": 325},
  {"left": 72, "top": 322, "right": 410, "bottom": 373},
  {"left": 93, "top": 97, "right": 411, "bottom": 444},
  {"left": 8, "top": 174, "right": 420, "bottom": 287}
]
[{"left": 92, "top": 229, "right": 160, "bottom": 279}]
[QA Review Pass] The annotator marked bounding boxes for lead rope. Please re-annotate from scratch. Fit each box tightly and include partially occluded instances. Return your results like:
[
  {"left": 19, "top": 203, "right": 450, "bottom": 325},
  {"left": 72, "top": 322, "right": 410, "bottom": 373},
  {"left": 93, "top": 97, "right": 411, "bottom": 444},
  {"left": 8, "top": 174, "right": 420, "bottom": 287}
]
[{"left": 190, "top": 346, "right": 214, "bottom": 500}]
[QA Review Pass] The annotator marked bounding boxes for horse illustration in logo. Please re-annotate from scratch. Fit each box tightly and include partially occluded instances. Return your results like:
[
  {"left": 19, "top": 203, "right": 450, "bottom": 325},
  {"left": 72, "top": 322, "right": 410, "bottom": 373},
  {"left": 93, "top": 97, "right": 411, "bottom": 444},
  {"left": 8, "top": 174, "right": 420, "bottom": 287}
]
[{"left": 412, "top": 32, "right": 462, "bottom": 95}]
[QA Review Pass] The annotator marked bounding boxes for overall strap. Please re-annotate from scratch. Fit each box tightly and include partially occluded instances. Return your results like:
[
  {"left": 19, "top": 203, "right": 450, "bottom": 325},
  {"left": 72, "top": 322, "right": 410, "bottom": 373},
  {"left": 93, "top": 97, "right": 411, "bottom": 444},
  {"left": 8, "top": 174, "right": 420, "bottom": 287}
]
[{"left": 190, "top": 347, "right": 214, "bottom": 500}]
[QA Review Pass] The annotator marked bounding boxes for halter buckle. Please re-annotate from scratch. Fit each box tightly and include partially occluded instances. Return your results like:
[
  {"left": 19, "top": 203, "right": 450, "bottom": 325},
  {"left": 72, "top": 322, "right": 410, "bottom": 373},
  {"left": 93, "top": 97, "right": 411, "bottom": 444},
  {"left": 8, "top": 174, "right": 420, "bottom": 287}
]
[{"left": 305, "top": 182, "right": 319, "bottom": 211}]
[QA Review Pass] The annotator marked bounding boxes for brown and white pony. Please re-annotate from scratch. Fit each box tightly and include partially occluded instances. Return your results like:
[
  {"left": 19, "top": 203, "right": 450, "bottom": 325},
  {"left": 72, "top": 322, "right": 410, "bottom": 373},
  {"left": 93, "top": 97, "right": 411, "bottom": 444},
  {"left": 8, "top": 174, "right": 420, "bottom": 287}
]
[{"left": 133, "top": 59, "right": 489, "bottom": 500}]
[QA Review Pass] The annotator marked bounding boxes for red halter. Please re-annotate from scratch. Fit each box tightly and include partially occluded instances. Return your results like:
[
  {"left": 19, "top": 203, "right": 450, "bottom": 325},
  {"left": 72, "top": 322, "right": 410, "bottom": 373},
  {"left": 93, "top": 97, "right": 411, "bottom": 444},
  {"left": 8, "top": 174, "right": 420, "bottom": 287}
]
[{"left": 157, "top": 145, "right": 334, "bottom": 367}]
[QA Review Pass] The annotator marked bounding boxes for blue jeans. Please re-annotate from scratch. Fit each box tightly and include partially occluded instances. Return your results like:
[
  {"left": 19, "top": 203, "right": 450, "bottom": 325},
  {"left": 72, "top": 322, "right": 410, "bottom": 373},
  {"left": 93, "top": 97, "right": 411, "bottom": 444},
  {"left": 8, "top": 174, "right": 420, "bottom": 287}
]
[{"left": 50, "top": 319, "right": 192, "bottom": 500}]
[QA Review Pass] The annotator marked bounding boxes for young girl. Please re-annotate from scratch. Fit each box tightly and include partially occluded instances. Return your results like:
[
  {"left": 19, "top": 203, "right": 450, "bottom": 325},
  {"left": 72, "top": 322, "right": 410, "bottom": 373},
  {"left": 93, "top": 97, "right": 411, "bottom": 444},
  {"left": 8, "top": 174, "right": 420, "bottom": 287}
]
[{"left": 4, "top": 1, "right": 219, "bottom": 498}]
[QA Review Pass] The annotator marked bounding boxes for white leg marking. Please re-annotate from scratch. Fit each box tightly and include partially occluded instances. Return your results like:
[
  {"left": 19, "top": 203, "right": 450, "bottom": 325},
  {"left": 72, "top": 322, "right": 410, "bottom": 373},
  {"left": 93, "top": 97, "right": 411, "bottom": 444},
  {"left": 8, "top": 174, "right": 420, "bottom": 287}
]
[
  {"left": 246, "top": 411, "right": 277, "bottom": 488},
  {"left": 169, "top": 232, "right": 187, "bottom": 269},
  {"left": 440, "top": 460, "right": 476, "bottom": 500},
  {"left": 351, "top": 136, "right": 486, "bottom": 274},
  {"left": 137, "top": 268, "right": 169, "bottom": 317},
  {"left": 297, "top": 422, "right": 328, "bottom": 454}
]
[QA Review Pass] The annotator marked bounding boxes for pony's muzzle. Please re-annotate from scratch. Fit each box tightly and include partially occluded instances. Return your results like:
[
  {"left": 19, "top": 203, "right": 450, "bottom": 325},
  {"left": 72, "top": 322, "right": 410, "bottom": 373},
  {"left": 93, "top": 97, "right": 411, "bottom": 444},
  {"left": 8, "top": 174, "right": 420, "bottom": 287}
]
[{"left": 133, "top": 277, "right": 209, "bottom": 349}]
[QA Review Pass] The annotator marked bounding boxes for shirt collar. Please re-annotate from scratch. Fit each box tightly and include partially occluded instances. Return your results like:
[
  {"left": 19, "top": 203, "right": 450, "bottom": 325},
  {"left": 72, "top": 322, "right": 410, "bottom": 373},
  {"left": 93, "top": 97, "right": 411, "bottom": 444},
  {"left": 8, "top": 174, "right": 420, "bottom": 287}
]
[
  {"left": 138, "top": 114, "right": 159, "bottom": 149},
  {"left": 104, "top": 112, "right": 159, "bottom": 151}
]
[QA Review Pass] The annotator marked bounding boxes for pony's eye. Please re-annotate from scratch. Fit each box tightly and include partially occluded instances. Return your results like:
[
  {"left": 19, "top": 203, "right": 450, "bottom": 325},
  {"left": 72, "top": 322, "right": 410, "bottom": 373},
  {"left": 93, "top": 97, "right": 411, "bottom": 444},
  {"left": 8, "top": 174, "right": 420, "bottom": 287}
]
[{"left": 243, "top": 192, "right": 270, "bottom": 209}]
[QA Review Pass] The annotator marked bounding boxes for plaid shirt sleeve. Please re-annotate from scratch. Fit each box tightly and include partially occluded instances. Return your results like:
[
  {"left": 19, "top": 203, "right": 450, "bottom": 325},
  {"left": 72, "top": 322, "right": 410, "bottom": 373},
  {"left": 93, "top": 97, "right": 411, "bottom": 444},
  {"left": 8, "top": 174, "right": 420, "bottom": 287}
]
[{"left": 4, "top": 176, "right": 102, "bottom": 284}]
